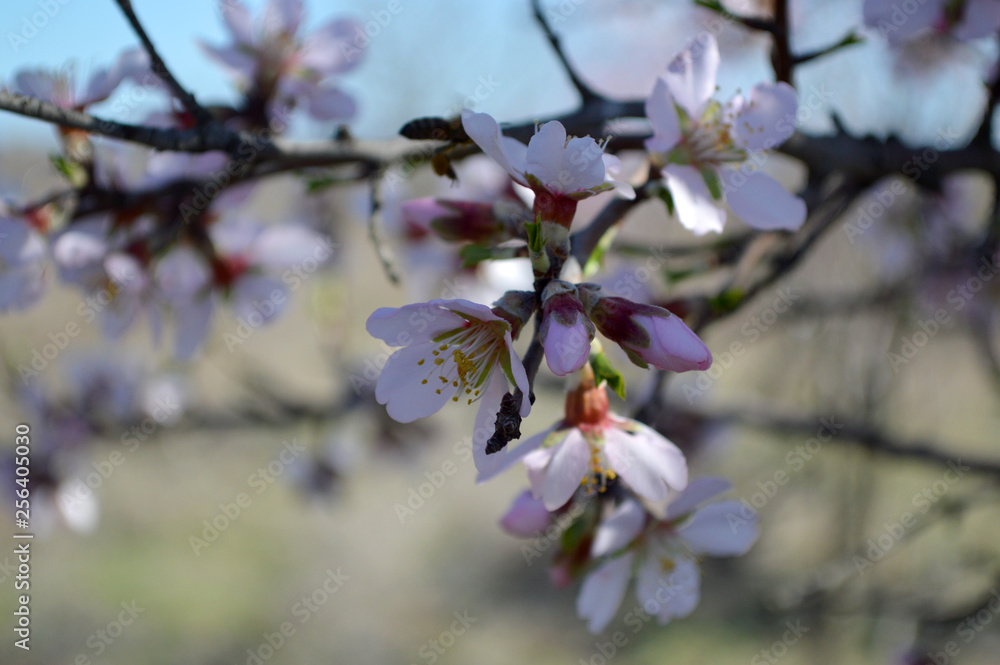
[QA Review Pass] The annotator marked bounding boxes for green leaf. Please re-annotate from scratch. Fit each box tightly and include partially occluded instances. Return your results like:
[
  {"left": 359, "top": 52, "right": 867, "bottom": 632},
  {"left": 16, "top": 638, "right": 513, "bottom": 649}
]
[
  {"left": 50, "top": 154, "right": 86, "bottom": 187},
  {"left": 525, "top": 219, "right": 543, "bottom": 254},
  {"left": 582, "top": 225, "right": 618, "bottom": 277},
  {"left": 657, "top": 187, "right": 675, "bottom": 216},
  {"left": 589, "top": 351, "right": 626, "bottom": 400},
  {"left": 710, "top": 288, "right": 745, "bottom": 313},
  {"left": 700, "top": 166, "right": 723, "bottom": 201},
  {"left": 458, "top": 244, "right": 493, "bottom": 268}
]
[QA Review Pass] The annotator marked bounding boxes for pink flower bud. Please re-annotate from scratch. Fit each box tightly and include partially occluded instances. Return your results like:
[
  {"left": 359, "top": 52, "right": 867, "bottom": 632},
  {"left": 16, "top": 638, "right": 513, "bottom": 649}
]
[
  {"left": 578, "top": 284, "right": 711, "bottom": 372},
  {"left": 500, "top": 490, "right": 553, "bottom": 537},
  {"left": 539, "top": 281, "right": 595, "bottom": 376},
  {"left": 401, "top": 198, "right": 508, "bottom": 244}
]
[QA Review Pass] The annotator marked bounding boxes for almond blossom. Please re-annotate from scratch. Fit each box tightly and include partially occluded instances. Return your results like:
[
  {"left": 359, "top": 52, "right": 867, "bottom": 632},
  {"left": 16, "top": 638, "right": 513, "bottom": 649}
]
[
  {"left": 480, "top": 368, "right": 687, "bottom": 510},
  {"left": 576, "top": 477, "right": 759, "bottom": 633},
  {"left": 0, "top": 204, "right": 49, "bottom": 312},
  {"left": 538, "top": 280, "right": 595, "bottom": 377},
  {"left": 462, "top": 110, "right": 634, "bottom": 228},
  {"left": 12, "top": 49, "right": 149, "bottom": 110},
  {"left": 201, "top": 0, "right": 362, "bottom": 123},
  {"left": 645, "top": 34, "right": 805, "bottom": 235},
  {"left": 366, "top": 298, "right": 531, "bottom": 472},
  {"left": 863, "top": 0, "right": 1000, "bottom": 43}
]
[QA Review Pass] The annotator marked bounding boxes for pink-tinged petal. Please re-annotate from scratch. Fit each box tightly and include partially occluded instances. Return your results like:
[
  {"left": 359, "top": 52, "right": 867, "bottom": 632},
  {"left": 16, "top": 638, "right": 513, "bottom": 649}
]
[
  {"left": 503, "top": 332, "right": 532, "bottom": 418},
  {"left": 305, "top": 85, "right": 356, "bottom": 121},
  {"left": 428, "top": 297, "right": 502, "bottom": 322},
  {"left": 862, "top": 0, "right": 940, "bottom": 42},
  {"left": 473, "top": 371, "right": 510, "bottom": 476},
  {"left": 636, "top": 554, "right": 700, "bottom": 624},
  {"left": 264, "top": 0, "right": 304, "bottom": 35},
  {"left": 375, "top": 341, "right": 456, "bottom": 422},
  {"left": 155, "top": 247, "right": 211, "bottom": 302},
  {"left": 645, "top": 77, "right": 682, "bottom": 154},
  {"left": 633, "top": 313, "right": 712, "bottom": 372},
  {"left": 662, "top": 33, "right": 719, "bottom": 118},
  {"left": 523, "top": 445, "right": 557, "bottom": 498},
  {"left": 577, "top": 553, "right": 634, "bottom": 634},
  {"left": 220, "top": 0, "right": 254, "bottom": 45},
  {"left": 500, "top": 491, "right": 553, "bottom": 537},
  {"left": 52, "top": 225, "right": 107, "bottom": 269},
  {"left": 543, "top": 317, "right": 591, "bottom": 376},
  {"left": 86, "top": 48, "right": 151, "bottom": 104},
  {"left": 174, "top": 296, "right": 215, "bottom": 359},
  {"left": 104, "top": 253, "right": 146, "bottom": 294},
  {"left": 954, "top": 0, "right": 1000, "bottom": 40},
  {"left": 365, "top": 303, "right": 465, "bottom": 346},
  {"left": 0, "top": 265, "right": 47, "bottom": 311},
  {"left": 678, "top": 501, "right": 759, "bottom": 556},
  {"left": 732, "top": 82, "right": 797, "bottom": 152},
  {"left": 601, "top": 154, "right": 636, "bottom": 199},
  {"left": 543, "top": 428, "right": 590, "bottom": 510},
  {"left": 559, "top": 136, "right": 608, "bottom": 194},
  {"left": 525, "top": 121, "right": 568, "bottom": 189},
  {"left": 232, "top": 275, "right": 286, "bottom": 323},
  {"left": 101, "top": 292, "right": 141, "bottom": 338},
  {"left": 0, "top": 218, "right": 33, "bottom": 262},
  {"left": 461, "top": 110, "right": 527, "bottom": 184},
  {"left": 665, "top": 477, "right": 732, "bottom": 520},
  {"left": 14, "top": 70, "right": 60, "bottom": 105},
  {"left": 592, "top": 499, "right": 646, "bottom": 557},
  {"left": 723, "top": 168, "right": 806, "bottom": 231},
  {"left": 663, "top": 164, "right": 727, "bottom": 235},
  {"left": 198, "top": 42, "right": 256, "bottom": 83},
  {"left": 210, "top": 218, "right": 261, "bottom": 256},
  {"left": 476, "top": 425, "right": 554, "bottom": 483},
  {"left": 605, "top": 427, "right": 685, "bottom": 502},
  {"left": 250, "top": 225, "right": 331, "bottom": 268},
  {"left": 300, "top": 19, "right": 362, "bottom": 73}
]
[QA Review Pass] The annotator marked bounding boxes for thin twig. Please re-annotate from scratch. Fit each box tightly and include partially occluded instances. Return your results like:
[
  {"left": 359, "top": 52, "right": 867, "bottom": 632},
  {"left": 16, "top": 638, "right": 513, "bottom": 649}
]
[
  {"left": 530, "top": 0, "right": 600, "bottom": 103},
  {"left": 113, "top": 0, "right": 212, "bottom": 125}
]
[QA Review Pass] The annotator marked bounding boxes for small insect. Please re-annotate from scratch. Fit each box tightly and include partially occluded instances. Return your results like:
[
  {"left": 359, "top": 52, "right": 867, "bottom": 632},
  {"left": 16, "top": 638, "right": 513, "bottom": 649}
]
[
  {"left": 399, "top": 116, "right": 472, "bottom": 183},
  {"left": 398, "top": 116, "right": 468, "bottom": 143}
]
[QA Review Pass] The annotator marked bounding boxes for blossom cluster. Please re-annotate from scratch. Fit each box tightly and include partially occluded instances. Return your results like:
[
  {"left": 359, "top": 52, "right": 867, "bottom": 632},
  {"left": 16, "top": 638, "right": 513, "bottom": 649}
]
[{"left": 364, "top": 34, "right": 803, "bottom": 632}]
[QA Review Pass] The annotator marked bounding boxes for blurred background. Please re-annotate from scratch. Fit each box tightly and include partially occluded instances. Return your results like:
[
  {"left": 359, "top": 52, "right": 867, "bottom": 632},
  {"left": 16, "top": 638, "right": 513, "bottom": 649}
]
[{"left": 2, "top": 0, "right": 1000, "bottom": 663}]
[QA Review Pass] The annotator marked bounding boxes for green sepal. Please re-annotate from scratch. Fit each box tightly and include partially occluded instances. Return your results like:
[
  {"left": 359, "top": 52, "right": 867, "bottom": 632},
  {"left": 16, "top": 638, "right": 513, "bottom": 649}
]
[{"left": 589, "top": 351, "right": 627, "bottom": 400}]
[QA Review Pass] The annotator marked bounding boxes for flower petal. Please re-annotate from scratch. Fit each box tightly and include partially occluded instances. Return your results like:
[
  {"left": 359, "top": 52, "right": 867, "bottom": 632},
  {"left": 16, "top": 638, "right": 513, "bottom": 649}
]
[
  {"left": 665, "top": 477, "right": 732, "bottom": 520},
  {"left": 663, "top": 164, "right": 727, "bottom": 235},
  {"left": 678, "top": 500, "right": 759, "bottom": 556},
  {"left": 723, "top": 168, "right": 806, "bottom": 231},
  {"left": 592, "top": 499, "right": 646, "bottom": 557},
  {"left": 375, "top": 342, "right": 456, "bottom": 422},
  {"left": 526, "top": 121, "right": 569, "bottom": 190},
  {"left": 543, "top": 428, "right": 590, "bottom": 510},
  {"left": 365, "top": 303, "right": 465, "bottom": 346},
  {"left": 636, "top": 554, "right": 701, "bottom": 624},
  {"left": 644, "top": 77, "right": 682, "bottom": 154},
  {"left": 476, "top": 425, "right": 553, "bottom": 483},
  {"left": 472, "top": 370, "right": 511, "bottom": 476},
  {"left": 577, "top": 553, "right": 634, "bottom": 633},
  {"left": 662, "top": 34, "right": 719, "bottom": 118},
  {"left": 636, "top": 313, "right": 713, "bottom": 372},
  {"left": 500, "top": 490, "right": 553, "bottom": 537},
  {"left": 731, "top": 82, "right": 797, "bottom": 152},
  {"left": 462, "top": 110, "right": 526, "bottom": 184},
  {"left": 543, "top": 316, "right": 591, "bottom": 376},
  {"left": 605, "top": 424, "right": 687, "bottom": 502}
]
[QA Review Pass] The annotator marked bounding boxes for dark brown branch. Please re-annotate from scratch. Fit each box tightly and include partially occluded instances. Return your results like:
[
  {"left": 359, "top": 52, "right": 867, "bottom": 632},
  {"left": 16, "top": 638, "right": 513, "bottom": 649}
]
[
  {"left": 113, "top": 0, "right": 212, "bottom": 125},
  {"left": 530, "top": 0, "right": 600, "bottom": 103},
  {"left": 771, "top": 0, "right": 793, "bottom": 83}
]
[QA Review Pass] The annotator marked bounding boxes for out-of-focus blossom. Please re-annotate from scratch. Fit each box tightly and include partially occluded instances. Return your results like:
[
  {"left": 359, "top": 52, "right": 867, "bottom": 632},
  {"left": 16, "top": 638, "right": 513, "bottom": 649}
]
[
  {"left": 576, "top": 478, "right": 759, "bottom": 632},
  {"left": 645, "top": 34, "right": 805, "bottom": 234},
  {"left": 366, "top": 298, "right": 531, "bottom": 472},
  {"left": 863, "top": 0, "right": 1000, "bottom": 43},
  {"left": 12, "top": 49, "right": 149, "bottom": 110},
  {"left": 0, "top": 203, "right": 49, "bottom": 311},
  {"left": 201, "top": 0, "right": 362, "bottom": 123}
]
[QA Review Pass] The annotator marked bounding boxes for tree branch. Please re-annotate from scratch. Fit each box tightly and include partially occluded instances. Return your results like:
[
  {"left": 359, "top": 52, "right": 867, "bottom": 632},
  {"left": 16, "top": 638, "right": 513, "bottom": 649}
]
[
  {"left": 530, "top": 0, "right": 600, "bottom": 103},
  {"left": 113, "top": 0, "right": 212, "bottom": 125}
]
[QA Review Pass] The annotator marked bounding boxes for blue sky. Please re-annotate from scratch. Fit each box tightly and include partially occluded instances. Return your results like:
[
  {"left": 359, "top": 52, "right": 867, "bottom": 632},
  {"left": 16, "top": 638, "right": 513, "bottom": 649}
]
[{"left": 1, "top": 0, "right": 997, "bottom": 153}]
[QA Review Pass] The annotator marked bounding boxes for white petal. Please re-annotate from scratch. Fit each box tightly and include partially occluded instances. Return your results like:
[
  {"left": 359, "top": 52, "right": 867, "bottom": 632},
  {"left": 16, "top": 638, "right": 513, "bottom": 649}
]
[
  {"left": 678, "top": 501, "right": 760, "bottom": 556},
  {"left": 174, "top": 297, "right": 215, "bottom": 360},
  {"left": 542, "top": 428, "right": 590, "bottom": 510},
  {"left": 605, "top": 425, "right": 687, "bottom": 502},
  {"left": 523, "top": 446, "right": 557, "bottom": 498},
  {"left": 461, "top": 110, "right": 527, "bottom": 183},
  {"left": 723, "top": 168, "right": 806, "bottom": 231},
  {"left": 365, "top": 303, "right": 464, "bottom": 346},
  {"left": 472, "top": 371, "right": 510, "bottom": 476},
  {"left": 663, "top": 164, "right": 727, "bottom": 235},
  {"left": 665, "top": 477, "right": 732, "bottom": 520},
  {"left": 662, "top": 34, "right": 719, "bottom": 118},
  {"left": 375, "top": 342, "right": 455, "bottom": 422},
  {"left": 732, "top": 82, "right": 797, "bottom": 152},
  {"left": 250, "top": 225, "right": 331, "bottom": 268},
  {"left": 636, "top": 554, "right": 701, "bottom": 623},
  {"left": 476, "top": 425, "right": 553, "bottom": 483},
  {"left": 526, "top": 121, "right": 568, "bottom": 189},
  {"left": 592, "top": 499, "right": 646, "bottom": 558},
  {"left": 577, "top": 553, "right": 634, "bottom": 633},
  {"left": 644, "top": 77, "right": 681, "bottom": 153}
]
